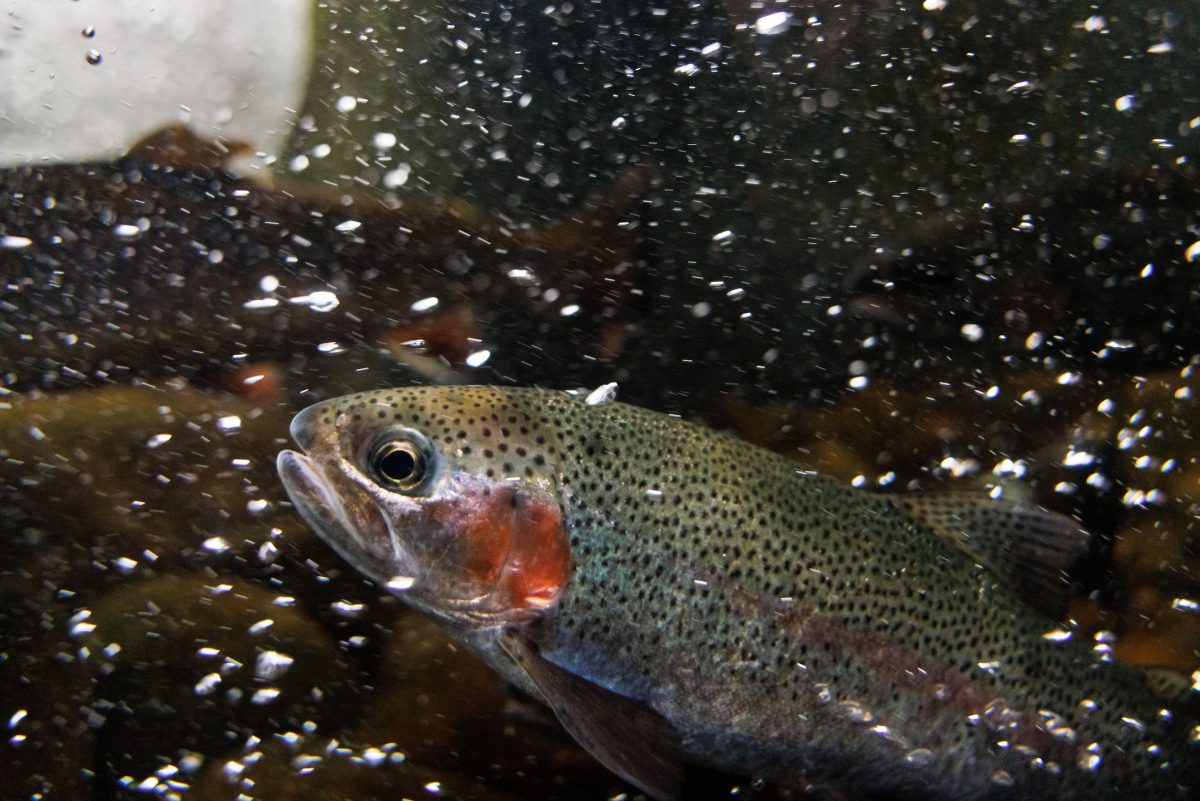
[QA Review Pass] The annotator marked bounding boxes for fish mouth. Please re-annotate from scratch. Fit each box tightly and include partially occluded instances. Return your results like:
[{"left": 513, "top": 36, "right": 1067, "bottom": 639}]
[{"left": 277, "top": 449, "right": 417, "bottom": 585}]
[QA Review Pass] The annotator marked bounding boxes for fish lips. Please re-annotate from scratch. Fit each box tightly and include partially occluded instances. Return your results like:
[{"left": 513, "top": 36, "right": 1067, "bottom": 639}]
[{"left": 277, "top": 449, "right": 418, "bottom": 587}]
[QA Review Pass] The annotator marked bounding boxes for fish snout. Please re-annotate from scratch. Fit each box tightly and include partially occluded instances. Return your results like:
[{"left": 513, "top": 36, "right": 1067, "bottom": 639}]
[{"left": 289, "top": 401, "right": 327, "bottom": 452}]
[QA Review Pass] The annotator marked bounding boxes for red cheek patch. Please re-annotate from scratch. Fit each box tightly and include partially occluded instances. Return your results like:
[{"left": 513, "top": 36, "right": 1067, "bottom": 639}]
[
  {"left": 427, "top": 484, "right": 571, "bottom": 617},
  {"left": 500, "top": 496, "right": 571, "bottom": 611}
]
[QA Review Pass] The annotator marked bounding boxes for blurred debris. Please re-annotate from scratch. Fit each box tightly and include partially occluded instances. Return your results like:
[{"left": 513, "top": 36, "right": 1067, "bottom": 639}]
[{"left": 0, "top": 126, "right": 651, "bottom": 394}]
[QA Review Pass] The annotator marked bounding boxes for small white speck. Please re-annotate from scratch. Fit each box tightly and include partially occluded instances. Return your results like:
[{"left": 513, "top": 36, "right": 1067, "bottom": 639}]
[
  {"left": 242, "top": 298, "right": 280, "bottom": 310},
  {"left": 386, "top": 576, "right": 416, "bottom": 592},
  {"left": 923, "top": 0, "right": 947, "bottom": 11},
  {"left": 1063, "top": 448, "right": 1095, "bottom": 468},
  {"left": 259, "top": 275, "right": 280, "bottom": 293},
  {"left": 70, "top": 620, "right": 95, "bottom": 637},
  {"left": 905, "top": 748, "right": 934, "bottom": 766},
  {"left": 251, "top": 688, "right": 281, "bottom": 705},
  {"left": 194, "top": 673, "right": 221, "bottom": 696},
  {"left": 960, "top": 323, "right": 984, "bottom": 342},
  {"left": 374, "top": 132, "right": 398, "bottom": 149},
  {"left": 755, "top": 10, "right": 791, "bottom": 35},
  {"left": 146, "top": 433, "right": 172, "bottom": 448},
  {"left": 216, "top": 415, "right": 242, "bottom": 433},
  {"left": 248, "top": 618, "right": 275, "bottom": 636},
  {"left": 331, "top": 601, "right": 365, "bottom": 618},
  {"left": 258, "top": 541, "right": 279, "bottom": 563},
  {"left": 1056, "top": 371, "right": 1081, "bottom": 386},
  {"left": 1172, "top": 597, "right": 1200, "bottom": 612},
  {"left": 288, "top": 291, "right": 339, "bottom": 313},
  {"left": 586, "top": 382, "right": 619, "bottom": 406},
  {"left": 1147, "top": 42, "right": 1174, "bottom": 54},
  {"left": 465, "top": 349, "right": 491, "bottom": 368},
  {"left": 0, "top": 235, "right": 32, "bottom": 249},
  {"left": 993, "top": 458, "right": 1028, "bottom": 478},
  {"left": 1114, "top": 95, "right": 1135, "bottom": 112},
  {"left": 335, "top": 220, "right": 362, "bottom": 233},
  {"left": 202, "top": 536, "right": 230, "bottom": 553},
  {"left": 361, "top": 747, "right": 387, "bottom": 766},
  {"left": 1042, "top": 628, "right": 1073, "bottom": 642},
  {"left": 114, "top": 224, "right": 140, "bottom": 238},
  {"left": 1184, "top": 241, "right": 1200, "bottom": 262},
  {"left": 336, "top": 95, "right": 358, "bottom": 113},
  {"left": 384, "top": 164, "right": 411, "bottom": 188},
  {"left": 560, "top": 303, "right": 581, "bottom": 317},
  {"left": 410, "top": 296, "right": 440, "bottom": 313}
]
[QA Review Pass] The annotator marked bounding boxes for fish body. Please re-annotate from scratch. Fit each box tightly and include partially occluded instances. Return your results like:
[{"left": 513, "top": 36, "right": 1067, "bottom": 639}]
[{"left": 277, "top": 386, "right": 1199, "bottom": 800}]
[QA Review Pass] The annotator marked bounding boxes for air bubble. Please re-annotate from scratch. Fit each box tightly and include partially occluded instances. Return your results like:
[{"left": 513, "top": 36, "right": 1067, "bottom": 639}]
[{"left": 905, "top": 748, "right": 934, "bottom": 767}]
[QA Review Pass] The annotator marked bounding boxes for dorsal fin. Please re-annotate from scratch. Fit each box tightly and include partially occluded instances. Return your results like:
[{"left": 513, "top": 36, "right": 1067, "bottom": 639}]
[
  {"left": 1143, "top": 667, "right": 1199, "bottom": 710},
  {"left": 893, "top": 493, "right": 1089, "bottom": 620}
]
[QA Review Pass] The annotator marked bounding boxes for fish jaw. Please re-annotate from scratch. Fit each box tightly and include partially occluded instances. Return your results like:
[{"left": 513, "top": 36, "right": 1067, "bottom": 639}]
[{"left": 276, "top": 449, "right": 419, "bottom": 587}]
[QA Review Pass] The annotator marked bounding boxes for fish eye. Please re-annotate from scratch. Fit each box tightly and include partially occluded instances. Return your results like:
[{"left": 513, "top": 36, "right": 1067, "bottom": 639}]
[{"left": 369, "top": 438, "right": 429, "bottom": 491}]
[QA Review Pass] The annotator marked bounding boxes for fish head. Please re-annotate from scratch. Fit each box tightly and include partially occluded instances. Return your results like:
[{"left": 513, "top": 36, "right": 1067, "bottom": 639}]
[{"left": 277, "top": 386, "right": 572, "bottom": 628}]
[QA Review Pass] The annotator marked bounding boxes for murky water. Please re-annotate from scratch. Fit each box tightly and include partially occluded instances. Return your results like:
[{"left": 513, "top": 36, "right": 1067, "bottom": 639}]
[{"left": 2, "top": 2, "right": 1199, "bottom": 799}]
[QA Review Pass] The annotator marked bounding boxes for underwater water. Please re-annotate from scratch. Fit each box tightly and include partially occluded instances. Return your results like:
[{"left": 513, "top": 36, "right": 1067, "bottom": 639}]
[{"left": 2, "top": 1, "right": 1199, "bottom": 799}]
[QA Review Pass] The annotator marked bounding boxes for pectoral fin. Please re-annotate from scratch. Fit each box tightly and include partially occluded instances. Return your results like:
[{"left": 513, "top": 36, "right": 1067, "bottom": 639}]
[
  {"left": 499, "top": 629, "right": 683, "bottom": 801},
  {"left": 894, "top": 493, "right": 1089, "bottom": 620}
]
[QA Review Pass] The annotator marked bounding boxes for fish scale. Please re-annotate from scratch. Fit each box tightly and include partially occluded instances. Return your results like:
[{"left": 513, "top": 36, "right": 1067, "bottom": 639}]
[{"left": 278, "top": 385, "right": 1199, "bottom": 800}]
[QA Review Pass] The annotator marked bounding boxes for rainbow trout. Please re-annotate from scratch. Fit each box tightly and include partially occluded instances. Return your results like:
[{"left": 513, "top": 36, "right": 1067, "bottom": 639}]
[{"left": 277, "top": 386, "right": 1199, "bottom": 800}]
